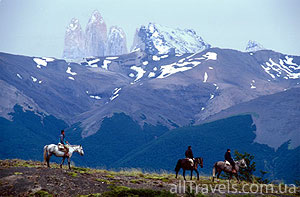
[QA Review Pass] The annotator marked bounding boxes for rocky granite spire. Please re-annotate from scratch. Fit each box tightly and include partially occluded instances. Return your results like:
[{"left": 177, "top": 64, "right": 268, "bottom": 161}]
[
  {"left": 106, "top": 26, "right": 128, "bottom": 56},
  {"left": 85, "top": 10, "right": 107, "bottom": 57},
  {"left": 62, "top": 18, "right": 85, "bottom": 59},
  {"left": 245, "top": 40, "right": 265, "bottom": 52}
]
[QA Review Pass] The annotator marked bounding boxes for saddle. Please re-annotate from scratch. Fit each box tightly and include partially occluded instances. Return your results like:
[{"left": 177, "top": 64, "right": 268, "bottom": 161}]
[
  {"left": 225, "top": 160, "right": 236, "bottom": 173},
  {"left": 186, "top": 158, "right": 194, "bottom": 167},
  {"left": 225, "top": 160, "right": 231, "bottom": 166},
  {"left": 58, "top": 143, "right": 65, "bottom": 151}
]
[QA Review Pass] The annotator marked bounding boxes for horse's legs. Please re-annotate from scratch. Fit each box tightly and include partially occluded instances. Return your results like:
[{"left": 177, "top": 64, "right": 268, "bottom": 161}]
[
  {"left": 60, "top": 157, "right": 65, "bottom": 168},
  {"left": 68, "top": 157, "right": 71, "bottom": 170},
  {"left": 195, "top": 169, "right": 199, "bottom": 180},
  {"left": 183, "top": 169, "right": 186, "bottom": 181},
  {"left": 229, "top": 173, "right": 233, "bottom": 183},
  {"left": 216, "top": 170, "right": 221, "bottom": 179},
  {"left": 46, "top": 154, "right": 51, "bottom": 168},
  {"left": 175, "top": 170, "right": 178, "bottom": 179},
  {"left": 190, "top": 169, "right": 193, "bottom": 180},
  {"left": 234, "top": 173, "right": 240, "bottom": 183}
]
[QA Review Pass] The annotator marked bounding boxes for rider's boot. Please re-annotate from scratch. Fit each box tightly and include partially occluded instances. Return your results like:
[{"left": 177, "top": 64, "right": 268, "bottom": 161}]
[{"left": 64, "top": 150, "right": 69, "bottom": 157}]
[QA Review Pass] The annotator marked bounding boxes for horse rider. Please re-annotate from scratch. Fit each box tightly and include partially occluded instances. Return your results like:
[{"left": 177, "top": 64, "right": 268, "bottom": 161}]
[
  {"left": 185, "top": 146, "right": 194, "bottom": 166},
  {"left": 59, "top": 130, "right": 69, "bottom": 157},
  {"left": 225, "top": 149, "right": 236, "bottom": 173}
]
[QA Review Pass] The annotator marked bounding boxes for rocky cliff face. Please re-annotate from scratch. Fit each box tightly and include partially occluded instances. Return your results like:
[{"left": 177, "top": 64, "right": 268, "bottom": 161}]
[
  {"left": 62, "top": 18, "right": 85, "bottom": 59},
  {"left": 106, "top": 26, "right": 128, "bottom": 56},
  {"left": 131, "top": 23, "right": 211, "bottom": 55},
  {"left": 85, "top": 10, "right": 107, "bottom": 57}
]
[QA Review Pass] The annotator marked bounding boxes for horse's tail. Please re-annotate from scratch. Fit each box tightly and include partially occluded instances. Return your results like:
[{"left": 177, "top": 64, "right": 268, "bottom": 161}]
[
  {"left": 212, "top": 162, "right": 217, "bottom": 177},
  {"left": 175, "top": 159, "right": 181, "bottom": 172},
  {"left": 43, "top": 145, "right": 48, "bottom": 164}
]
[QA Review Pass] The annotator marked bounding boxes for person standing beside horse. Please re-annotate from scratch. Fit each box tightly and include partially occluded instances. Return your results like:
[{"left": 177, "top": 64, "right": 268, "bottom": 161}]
[
  {"left": 59, "top": 130, "right": 69, "bottom": 157},
  {"left": 185, "top": 146, "right": 194, "bottom": 166}
]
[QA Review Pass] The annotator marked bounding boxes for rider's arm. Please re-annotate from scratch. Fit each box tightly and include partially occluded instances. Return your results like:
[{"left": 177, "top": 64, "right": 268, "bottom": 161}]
[{"left": 64, "top": 138, "right": 68, "bottom": 144}]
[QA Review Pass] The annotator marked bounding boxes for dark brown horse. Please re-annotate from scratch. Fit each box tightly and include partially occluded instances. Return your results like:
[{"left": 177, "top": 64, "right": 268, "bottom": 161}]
[{"left": 175, "top": 157, "right": 203, "bottom": 180}]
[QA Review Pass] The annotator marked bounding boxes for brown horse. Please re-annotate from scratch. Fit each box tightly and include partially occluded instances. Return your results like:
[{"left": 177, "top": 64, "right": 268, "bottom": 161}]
[{"left": 175, "top": 157, "right": 203, "bottom": 180}]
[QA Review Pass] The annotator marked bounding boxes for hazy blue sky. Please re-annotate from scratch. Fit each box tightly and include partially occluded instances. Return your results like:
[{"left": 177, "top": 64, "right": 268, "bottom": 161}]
[{"left": 0, "top": 0, "right": 299, "bottom": 58}]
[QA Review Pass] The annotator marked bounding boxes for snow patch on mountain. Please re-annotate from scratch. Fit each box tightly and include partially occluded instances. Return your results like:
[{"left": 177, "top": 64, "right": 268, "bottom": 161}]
[
  {"left": 284, "top": 56, "right": 298, "bottom": 67},
  {"left": 33, "top": 58, "right": 47, "bottom": 67},
  {"left": 102, "top": 60, "right": 111, "bottom": 70},
  {"left": 203, "top": 52, "right": 217, "bottom": 60},
  {"left": 152, "top": 55, "right": 160, "bottom": 61},
  {"left": 31, "top": 76, "right": 37, "bottom": 82},
  {"left": 110, "top": 88, "right": 121, "bottom": 101},
  {"left": 130, "top": 66, "right": 146, "bottom": 81},
  {"left": 157, "top": 61, "right": 201, "bottom": 79},
  {"left": 106, "top": 56, "right": 119, "bottom": 60},
  {"left": 148, "top": 72, "right": 156, "bottom": 78},
  {"left": 203, "top": 72, "right": 208, "bottom": 83},
  {"left": 261, "top": 57, "right": 300, "bottom": 79},
  {"left": 113, "top": 87, "right": 122, "bottom": 95},
  {"left": 90, "top": 95, "right": 101, "bottom": 100},
  {"left": 16, "top": 74, "right": 22, "bottom": 79},
  {"left": 42, "top": 57, "right": 55, "bottom": 62},
  {"left": 66, "top": 67, "right": 77, "bottom": 76},
  {"left": 86, "top": 58, "right": 100, "bottom": 67},
  {"left": 250, "top": 80, "right": 256, "bottom": 89}
]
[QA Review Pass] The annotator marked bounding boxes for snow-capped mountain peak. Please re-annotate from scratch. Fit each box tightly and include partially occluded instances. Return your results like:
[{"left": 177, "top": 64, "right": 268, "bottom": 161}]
[
  {"left": 131, "top": 23, "right": 211, "bottom": 55},
  {"left": 245, "top": 40, "right": 265, "bottom": 52}
]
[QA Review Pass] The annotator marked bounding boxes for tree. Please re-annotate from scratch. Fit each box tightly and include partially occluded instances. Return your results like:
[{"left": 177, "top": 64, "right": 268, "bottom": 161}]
[
  {"left": 234, "top": 150, "right": 256, "bottom": 182},
  {"left": 255, "top": 170, "right": 270, "bottom": 184}
]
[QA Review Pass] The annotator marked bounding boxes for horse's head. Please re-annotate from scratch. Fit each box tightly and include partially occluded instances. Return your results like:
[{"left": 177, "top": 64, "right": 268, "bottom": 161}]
[
  {"left": 76, "top": 145, "right": 84, "bottom": 156},
  {"left": 195, "top": 157, "right": 203, "bottom": 168},
  {"left": 238, "top": 159, "right": 247, "bottom": 168}
]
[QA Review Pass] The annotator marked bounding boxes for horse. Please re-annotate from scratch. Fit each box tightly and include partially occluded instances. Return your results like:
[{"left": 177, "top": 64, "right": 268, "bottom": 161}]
[
  {"left": 212, "top": 159, "right": 247, "bottom": 183},
  {"left": 175, "top": 157, "right": 203, "bottom": 180},
  {"left": 43, "top": 144, "right": 84, "bottom": 170}
]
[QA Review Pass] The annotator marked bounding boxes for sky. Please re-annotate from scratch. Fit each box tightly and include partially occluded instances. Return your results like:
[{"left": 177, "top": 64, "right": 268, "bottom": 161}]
[{"left": 0, "top": 0, "right": 299, "bottom": 58}]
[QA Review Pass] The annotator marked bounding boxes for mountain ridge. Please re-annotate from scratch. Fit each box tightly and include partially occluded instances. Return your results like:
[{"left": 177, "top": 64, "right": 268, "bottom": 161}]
[{"left": 1, "top": 47, "right": 300, "bottom": 183}]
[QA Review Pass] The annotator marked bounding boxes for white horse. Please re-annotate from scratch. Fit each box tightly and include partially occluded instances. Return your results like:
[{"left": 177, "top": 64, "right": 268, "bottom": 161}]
[{"left": 43, "top": 144, "right": 84, "bottom": 170}]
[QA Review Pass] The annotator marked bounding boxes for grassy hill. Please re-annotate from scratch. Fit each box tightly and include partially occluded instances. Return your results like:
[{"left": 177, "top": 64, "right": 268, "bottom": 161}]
[{"left": 0, "top": 159, "right": 298, "bottom": 196}]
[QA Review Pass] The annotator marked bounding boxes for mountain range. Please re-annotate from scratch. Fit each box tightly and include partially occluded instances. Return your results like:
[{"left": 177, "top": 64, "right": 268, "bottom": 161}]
[{"left": 1, "top": 14, "right": 300, "bottom": 183}]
